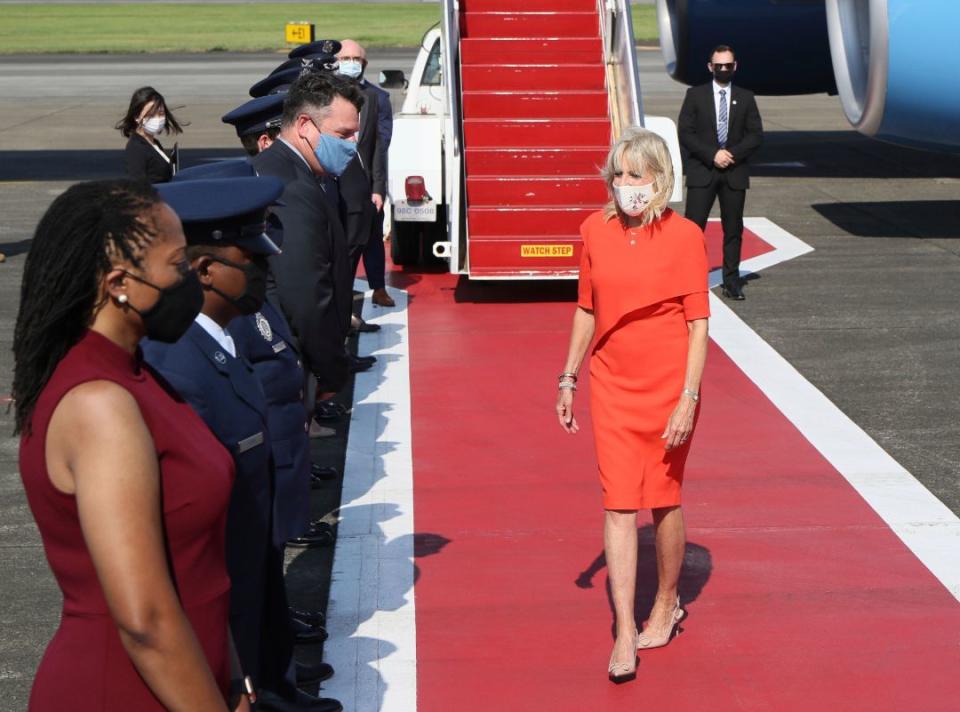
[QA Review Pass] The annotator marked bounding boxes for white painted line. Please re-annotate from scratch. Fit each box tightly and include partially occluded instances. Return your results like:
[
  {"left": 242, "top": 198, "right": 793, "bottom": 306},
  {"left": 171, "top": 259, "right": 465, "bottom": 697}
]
[
  {"left": 324, "top": 279, "right": 417, "bottom": 711},
  {"left": 710, "top": 220, "right": 960, "bottom": 600},
  {"left": 707, "top": 216, "right": 814, "bottom": 288}
]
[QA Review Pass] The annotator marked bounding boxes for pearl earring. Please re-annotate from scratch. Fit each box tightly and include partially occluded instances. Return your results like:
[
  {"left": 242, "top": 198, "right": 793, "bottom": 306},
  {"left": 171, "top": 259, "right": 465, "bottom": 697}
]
[{"left": 118, "top": 294, "right": 128, "bottom": 304}]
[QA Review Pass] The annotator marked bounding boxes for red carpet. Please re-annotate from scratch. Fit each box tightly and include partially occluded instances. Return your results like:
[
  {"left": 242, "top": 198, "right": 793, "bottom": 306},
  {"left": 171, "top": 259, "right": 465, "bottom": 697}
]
[{"left": 384, "top": 226, "right": 960, "bottom": 710}]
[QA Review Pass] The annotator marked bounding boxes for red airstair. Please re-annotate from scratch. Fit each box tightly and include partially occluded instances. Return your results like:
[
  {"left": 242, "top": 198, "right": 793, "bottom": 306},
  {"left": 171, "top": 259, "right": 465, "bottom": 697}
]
[{"left": 458, "top": 0, "right": 612, "bottom": 278}]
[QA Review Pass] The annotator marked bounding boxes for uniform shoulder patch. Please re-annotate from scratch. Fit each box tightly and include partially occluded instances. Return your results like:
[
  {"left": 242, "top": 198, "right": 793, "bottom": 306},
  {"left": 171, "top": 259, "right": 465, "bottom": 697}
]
[{"left": 255, "top": 312, "right": 273, "bottom": 341}]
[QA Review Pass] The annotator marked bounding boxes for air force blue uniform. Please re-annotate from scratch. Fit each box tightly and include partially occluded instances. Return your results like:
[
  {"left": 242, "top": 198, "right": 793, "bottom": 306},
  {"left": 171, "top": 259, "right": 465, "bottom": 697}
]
[
  {"left": 142, "top": 175, "right": 285, "bottom": 689},
  {"left": 232, "top": 302, "right": 311, "bottom": 544},
  {"left": 143, "top": 322, "right": 272, "bottom": 686},
  {"left": 230, "top": 302, "right": 311, "bottom": 700},
  {"left": 173, "top": 158, "right": 313, "bottom": 545}
]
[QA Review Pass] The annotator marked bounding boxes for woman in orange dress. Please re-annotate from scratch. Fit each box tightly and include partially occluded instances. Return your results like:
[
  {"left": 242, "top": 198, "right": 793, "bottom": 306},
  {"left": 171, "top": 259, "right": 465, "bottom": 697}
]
[{"left": 556, "top": 128, "right": 710, "bottom": 682}]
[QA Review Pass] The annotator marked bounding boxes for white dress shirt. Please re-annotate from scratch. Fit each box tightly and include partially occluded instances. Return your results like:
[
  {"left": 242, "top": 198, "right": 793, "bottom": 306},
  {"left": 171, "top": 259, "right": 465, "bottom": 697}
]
[
  {"left": 712, "top": 80, "right": 732, "bottom": 132},
  {"left": 195, "top": 313, "right": 237, "bottom": 358}
]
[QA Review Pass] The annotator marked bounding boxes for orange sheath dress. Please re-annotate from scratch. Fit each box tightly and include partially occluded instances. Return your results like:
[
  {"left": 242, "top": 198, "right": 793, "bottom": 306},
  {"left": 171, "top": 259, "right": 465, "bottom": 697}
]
[{"left": 578, "top": 209, "right": 710, "bottom": 510}]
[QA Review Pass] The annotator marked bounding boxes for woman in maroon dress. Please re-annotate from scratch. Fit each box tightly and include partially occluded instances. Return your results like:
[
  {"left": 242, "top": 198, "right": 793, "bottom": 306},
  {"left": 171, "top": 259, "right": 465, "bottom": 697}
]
[{"left": 13, "top": 180, "right": 249, "bottom": 710}]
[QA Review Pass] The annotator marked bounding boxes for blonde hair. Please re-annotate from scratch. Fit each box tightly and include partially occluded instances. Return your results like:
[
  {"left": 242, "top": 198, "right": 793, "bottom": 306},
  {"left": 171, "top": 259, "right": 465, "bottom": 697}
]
[{"left": 601, "top": 126, "right": 674, "bottom": 227}]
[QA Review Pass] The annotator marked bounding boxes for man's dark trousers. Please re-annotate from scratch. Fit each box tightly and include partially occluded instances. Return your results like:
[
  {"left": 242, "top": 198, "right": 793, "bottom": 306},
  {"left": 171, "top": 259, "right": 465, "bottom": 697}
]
[
  {"left": 684, "top": 173, "right": 745, "bottom": 288},
  {"left": 362, "top": 210, "right": 387, "bottom": 290}
]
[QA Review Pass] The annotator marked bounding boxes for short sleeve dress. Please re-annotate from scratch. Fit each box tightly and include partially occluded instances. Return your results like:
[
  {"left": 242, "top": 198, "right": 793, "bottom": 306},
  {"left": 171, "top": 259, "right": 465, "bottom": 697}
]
[
  {"left": 578, "top": 208, "right": 710, "bottom": 510},
  {"left": 19, "top": 330, "right": 235, "bottom": 709}
]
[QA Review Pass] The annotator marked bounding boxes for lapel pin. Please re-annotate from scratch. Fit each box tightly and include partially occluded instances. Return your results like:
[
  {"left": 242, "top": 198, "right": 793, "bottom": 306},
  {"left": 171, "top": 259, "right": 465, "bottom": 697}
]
[{"left": 214, "top": 351, "right": 227, "bottom": 365}]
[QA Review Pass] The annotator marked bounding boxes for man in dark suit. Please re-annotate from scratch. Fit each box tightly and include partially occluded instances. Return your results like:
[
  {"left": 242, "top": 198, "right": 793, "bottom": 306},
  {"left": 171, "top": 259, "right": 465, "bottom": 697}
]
[
  {"left": 338, "top": 39, "right": 395, "bottom": 308},
  {"left": 251, "top": 72, "right": 363, "bottom": 401},
  {"left": 678, "top": 44, "right": 763, "bottom": 300},
  {"left": 336, "top": 40, "right": 386, "bottom": 261}
]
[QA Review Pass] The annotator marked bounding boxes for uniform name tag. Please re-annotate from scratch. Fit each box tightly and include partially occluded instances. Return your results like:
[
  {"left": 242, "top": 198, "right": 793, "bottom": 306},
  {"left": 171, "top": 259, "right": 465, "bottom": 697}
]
[
  {"left": 272, "top": 341, "right": 287, "bottom": 353},
  {"left": 237, "top": 432, "right": 264, "bottom": 453}
]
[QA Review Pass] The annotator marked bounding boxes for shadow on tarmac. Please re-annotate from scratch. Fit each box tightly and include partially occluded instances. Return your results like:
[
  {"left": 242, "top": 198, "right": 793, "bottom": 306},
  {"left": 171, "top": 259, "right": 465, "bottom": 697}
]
[
  {"left": 454, "top": 275, "right": 578, "bottom": 304},
  {"left": 0, "top": 149, "right": 242, "bottom": 181},
  {"left": 752, "top": 131, "right": 960, "bottom": 179},
  {"left": 813, "top": 200, "right": 960, "bottom": 239},
  {"left": 286, "top": 504, "right": 450, "bottom": 706},
  {"left": 282, "top": 310, "right": 451, "bottom": 705},
  {"left": 575, "top": 524, "right": 713, "bottom": 639}
]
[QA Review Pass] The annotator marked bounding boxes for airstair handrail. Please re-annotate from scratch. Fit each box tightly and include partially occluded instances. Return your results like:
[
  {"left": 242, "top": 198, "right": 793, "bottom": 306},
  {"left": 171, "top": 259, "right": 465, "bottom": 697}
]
[
  {"left": 599, "top": 0, "right": 646, "bottom": 138},
  {"left": 442, "top": 0, "right": 462, "bottom": 157}
]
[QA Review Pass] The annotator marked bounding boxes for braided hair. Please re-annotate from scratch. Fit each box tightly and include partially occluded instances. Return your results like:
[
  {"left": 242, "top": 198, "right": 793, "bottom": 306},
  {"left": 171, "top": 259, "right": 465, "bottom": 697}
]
[{"left": 12, "top": 179, "right": 161, "bottom": 434}]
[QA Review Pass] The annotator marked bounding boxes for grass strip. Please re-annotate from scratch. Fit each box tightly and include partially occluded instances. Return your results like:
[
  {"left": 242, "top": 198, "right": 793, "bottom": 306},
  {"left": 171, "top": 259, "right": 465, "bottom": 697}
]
[
  {"left": 0, "top": 3, "right": 440, "bottom": 53},
  {"left": 631, "top": 5, "right": 659, "bottom": 44},
  {"left": 0, "top": 3, "right": 658, "bottom": 54}
]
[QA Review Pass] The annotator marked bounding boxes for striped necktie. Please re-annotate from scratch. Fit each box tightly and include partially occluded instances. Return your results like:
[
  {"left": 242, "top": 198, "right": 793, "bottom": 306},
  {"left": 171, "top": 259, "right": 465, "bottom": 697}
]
[{"left": 718, "top": 89, "right": 728, "bottom": 147}]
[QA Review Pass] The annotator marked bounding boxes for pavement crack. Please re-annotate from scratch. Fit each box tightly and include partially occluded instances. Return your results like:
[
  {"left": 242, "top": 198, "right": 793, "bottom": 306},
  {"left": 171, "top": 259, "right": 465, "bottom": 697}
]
[{"left": 0, "top": 102, "right": 90, "bottom": 134}]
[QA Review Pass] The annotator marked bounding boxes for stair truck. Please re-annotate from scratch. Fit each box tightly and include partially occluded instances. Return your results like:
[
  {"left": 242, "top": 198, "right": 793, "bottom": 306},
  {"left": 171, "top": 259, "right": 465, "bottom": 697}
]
[{"left": 382, "top": 0, "right": 682, "bottom": 279}]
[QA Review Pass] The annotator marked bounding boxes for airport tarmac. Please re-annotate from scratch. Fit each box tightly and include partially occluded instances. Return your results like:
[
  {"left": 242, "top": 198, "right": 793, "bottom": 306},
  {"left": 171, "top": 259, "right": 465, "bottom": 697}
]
[{"left": 0, "top": 49, "right": 958, "bottom": 707}]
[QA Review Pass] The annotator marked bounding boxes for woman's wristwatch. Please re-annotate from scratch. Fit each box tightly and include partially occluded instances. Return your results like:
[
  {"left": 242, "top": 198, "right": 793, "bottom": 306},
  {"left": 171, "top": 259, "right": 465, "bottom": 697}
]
[{"left": 682, "top": 388, "right": 699, "bottom": 402}]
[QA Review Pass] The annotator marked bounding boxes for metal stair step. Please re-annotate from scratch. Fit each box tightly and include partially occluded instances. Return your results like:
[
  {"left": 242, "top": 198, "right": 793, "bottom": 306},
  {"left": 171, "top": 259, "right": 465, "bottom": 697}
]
[
  {"left": 462, "top": 90, "right": 608, "bottom": 118},
  {"left": 462, "top": 12, "right": 600, "bottom": 39}
]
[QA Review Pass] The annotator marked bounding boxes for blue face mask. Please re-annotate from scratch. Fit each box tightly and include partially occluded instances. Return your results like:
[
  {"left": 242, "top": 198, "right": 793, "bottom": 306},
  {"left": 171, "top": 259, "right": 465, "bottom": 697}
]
[
  {"left": 338, "top": 60, "right": 363, "bottom": 80},
  {"left": 311, "top": 127, "right": 357, "bottom": 177}
]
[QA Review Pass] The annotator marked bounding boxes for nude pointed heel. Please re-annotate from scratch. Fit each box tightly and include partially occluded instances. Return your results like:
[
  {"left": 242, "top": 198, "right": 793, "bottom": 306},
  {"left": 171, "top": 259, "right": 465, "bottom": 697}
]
[
  {"left": 637, "top": 597, "right": 686, "bottom": 651},
  {"left": 608, "top": 631, "right": 638, "bottom": 683}
]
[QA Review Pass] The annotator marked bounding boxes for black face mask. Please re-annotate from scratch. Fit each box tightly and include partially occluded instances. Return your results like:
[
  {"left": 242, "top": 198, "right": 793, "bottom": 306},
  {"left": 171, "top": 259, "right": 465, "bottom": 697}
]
[
  {"left": 713, "top": 68, "right": 734, "bottom": 84},
  {"left": 207, "top": 255, "right": 269, "bottom": 316},
  {"left": 124, "top": 268, "right": 204, "bottom": 343}
]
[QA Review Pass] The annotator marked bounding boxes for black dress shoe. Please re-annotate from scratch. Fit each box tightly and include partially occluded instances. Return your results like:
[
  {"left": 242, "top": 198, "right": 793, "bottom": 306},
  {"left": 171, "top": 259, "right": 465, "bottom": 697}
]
[
  {"left": 310, "top": 464, "right": 338, "bottom": 488},
  {"left": 349, "top": 354, "right": 376, "bottom": 373},
  {"left": 295, "top": 660, "right": 334, "bottom": 685},
  {"left": 290, "top": 615, "right": 328, "bottom": 643},
  {"left": 314, "top": 401, "right": 347, "bottom": 422},
  {"left": 311, "top": 463, "right": 339, "bottom": 478},
  {"left": 309, "top": 471, "right": 334, "bottom": 489},
  {"left": 349, "top": 319, "right": 381, "bottom": 335},
  {"left": 257, "top": 687, "right": 343, "bottom": 712},
  {"left": 289, "top": 607, "right": 325, "bottom": 626},
  {"left": 721, "top": 282, "right": 745, "bottom": 300},
  {"left": 287, "top": 523, "right": 335, "bottom": 549}
]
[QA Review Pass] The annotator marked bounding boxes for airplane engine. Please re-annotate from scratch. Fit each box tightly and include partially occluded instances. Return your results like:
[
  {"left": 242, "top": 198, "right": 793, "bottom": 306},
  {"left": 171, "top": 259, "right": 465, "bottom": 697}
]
[
  {"left": 656, "top": 0, "right": 837, "bottom": 95},
  {"left": 827, "top": 0, "right": 960, "bottom": 152}
]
